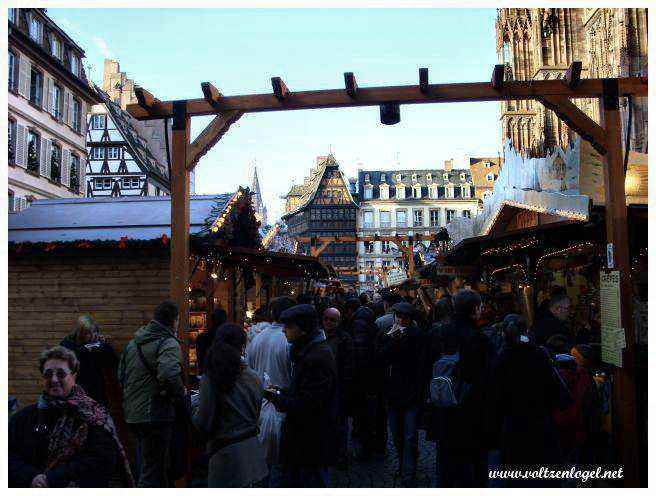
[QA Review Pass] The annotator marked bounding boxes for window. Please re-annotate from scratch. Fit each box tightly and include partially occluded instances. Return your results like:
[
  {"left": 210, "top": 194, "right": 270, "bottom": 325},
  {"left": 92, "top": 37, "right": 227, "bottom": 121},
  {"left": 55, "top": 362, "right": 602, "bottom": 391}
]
[
  {"left": 462, "top": 210, "right": 471, "bottom": 218},
  {"left": 364, "top": 173, "right": 370, "bottom": 182},
  {"left": 8, "top": 8, "right": 16, "bottom": 23},
  {"left": 363, "top": 186, "right": 372, "bottom": 200},
  {"left": 430, "top": 210, "right": 440, "bottom": 227},
  {"left": 446, "top": 209, "right": 456, "bottom": 224},
  {"left": 71, "top": 98, "right": 81, "bottom": 132},
  {"left": 379, "top": 184, "right": 389, "bottom": 200},
  {"left": 381, "top": 240, "right": 390, "bottom": 253},
  {"left": 29, "top": 15, "right": 42, "bottom": 44},
  {"left": 90, "top": 147, "right": 104, "bottom": 160},
  {"left": 50, "top": 143, "right": 61, "bottom": 182},
  {"left": 460, "top": 173, "right": 467, "bottom": 181},
  {"left": 396, "top": 186, "right": 405, "bottom": 200},
  {"left": 108, "top": 147, "right": 120, "bottom": 160},
  {"left": 462, "top": 186, "right": 471, "bottom": 198},
  {"left": 70, "top": 53, "right": 79, "bottom": 77},
  {"left": 8, "top": 50, "right": 18, "bottom": 91},
  {"left": 123, "top": 177, "right": 140, "bottom": 188},
  {"left": 29, "top": 68, "right": 43, "bottom": 107},
  {"left": 429, "top": 185, "right": 438, "bottom": 199},
  {"left": 486, "top": 173, "right": 496, "bottom": 181},
  {"left": 412, "top": 173, "right": 417, "bottom": 182},
  {"left": 95, "top": 178, "right": 112, "bottom": 189},
  {"left": 426, "top": 173, "right": 432, "bottom": 181},
  {"left": 52, "top": 83, "right": 62, "bottom": 120},
  {"left": 413, "top": 210, "right": 424, "bottom": 227},
  {"left": 484, "top": 161, "right": 492, "bottom": 168},
  {"left": 413, "top": 185, "right": 422, "bottom": 198},
  {"left": 446, "top": 186, "right": 454, "bottom": 199},
  {"left": 51, "top": 35, "right": 62, "bottom": 59},
  {"left": 70, "top": 154, "right": 80, "bottom": 193},
  {"left": 483, "top": 191, "right": 491, "bottom": 199},
  {"left": 380, "top": 173, "right": 386, "bottom": 182},
  {"left": 26, "top": 130, "right": 40, "bottom": 172},
  {"left": 91, "top": 114, "right": 106, "bottom": 129},
  {"left": 380, "top": 210, "right": 391, "bottom": 228},
  {"left": 363, "top": 211, "right": 374, "bottom": 228},
  {"left": 365, "top": 241, "right": 374, "bottom": 254},
  {"left": 443, "top": 173, "right": 449, "bottom": 180},
  {"left": 396, "top": 210, "right": 407, "bottom": 227},
  {"left": 9, "top": 190, "right": 15, "bottom": 213},
  {"left": 396, "top": 173, "right": 402, "bottom": 182},
  {"left": 8, "top": 119, "right": 16, "bottom": 164}
]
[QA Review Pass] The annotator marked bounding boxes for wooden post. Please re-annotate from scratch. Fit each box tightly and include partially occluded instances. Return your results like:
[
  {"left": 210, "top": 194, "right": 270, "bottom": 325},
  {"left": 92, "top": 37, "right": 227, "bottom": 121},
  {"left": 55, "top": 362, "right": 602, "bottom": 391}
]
[
  {"left": 170, "top": 100, "right": 191, "bottom": 377},
  {"left": 270, "top": 276, "right": 277, "bottom": 299},
  {"left": 254, "top": 272, "right": 262, "bottom": 309},
  {"left": 600, "top": 79, "right": 639, "bottom": 486},
  {"left": 407, "top": 242, "right": 415, "bottom": 278}
]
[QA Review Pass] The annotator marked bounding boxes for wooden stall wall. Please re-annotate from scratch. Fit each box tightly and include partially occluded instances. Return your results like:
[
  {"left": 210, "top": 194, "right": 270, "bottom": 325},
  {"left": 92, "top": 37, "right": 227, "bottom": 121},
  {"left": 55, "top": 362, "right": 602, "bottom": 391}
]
[{"left": 8, "top": 253, "right": 170, "bottom": 463}]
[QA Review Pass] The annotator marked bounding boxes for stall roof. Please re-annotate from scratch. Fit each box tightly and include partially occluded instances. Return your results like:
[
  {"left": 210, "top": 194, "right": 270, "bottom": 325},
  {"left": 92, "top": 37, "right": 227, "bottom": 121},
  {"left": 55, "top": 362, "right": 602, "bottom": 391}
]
[{"left": 8, "top": 194, "right": 234, "bottom": 243}]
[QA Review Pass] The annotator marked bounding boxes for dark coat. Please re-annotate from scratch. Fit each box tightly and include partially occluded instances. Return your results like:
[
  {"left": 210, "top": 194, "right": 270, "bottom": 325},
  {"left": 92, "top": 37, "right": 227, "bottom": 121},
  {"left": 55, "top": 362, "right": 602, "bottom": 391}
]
[
  {"left": 487, "top": 343, "right": 571, "bottom": 466},
  {"left": 349, "top": 307, "right": 380, "bottom": 395},
  {"left": 324, "top": 326, "right": 356, "bottom": 416},
  {"left": 8, "top": 404, "right": 117, "bottom": 488},
  {"left": 195, "top": 329, "right": 215, "bottom": 376},
  {"left": 60, "top": 334, "right": 118, "bottom": 406},
  {"left": 375, "top": 323, "right": 428, "bottom": 408},
  {"left": 530, "top": 310, "right": 570, "bottom": 347},
  {"left": 276, "top": 336, "right": 338, "bottom": 468}
]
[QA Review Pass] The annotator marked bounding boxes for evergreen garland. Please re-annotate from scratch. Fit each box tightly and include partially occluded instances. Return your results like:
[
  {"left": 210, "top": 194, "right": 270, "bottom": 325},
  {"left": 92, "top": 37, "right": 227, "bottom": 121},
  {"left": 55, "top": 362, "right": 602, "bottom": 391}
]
[
  {"left": 8, "top": 127, "right": 14, "bottom": 163},
  {"left": 70, "top": 162, "right": 80, "bottom": 193},
  {"left": 27, "top": 139, "right": 39, "bottom": 172},
  {"left": 50, "top": 150, "right": 61, "bottom": 183}
]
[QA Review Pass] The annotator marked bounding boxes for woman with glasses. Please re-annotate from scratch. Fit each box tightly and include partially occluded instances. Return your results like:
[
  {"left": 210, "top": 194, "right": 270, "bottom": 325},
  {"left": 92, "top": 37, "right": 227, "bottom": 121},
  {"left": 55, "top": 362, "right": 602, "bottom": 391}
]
[{"left": 8, "top": 346, "right": 133, "bottom": 488}]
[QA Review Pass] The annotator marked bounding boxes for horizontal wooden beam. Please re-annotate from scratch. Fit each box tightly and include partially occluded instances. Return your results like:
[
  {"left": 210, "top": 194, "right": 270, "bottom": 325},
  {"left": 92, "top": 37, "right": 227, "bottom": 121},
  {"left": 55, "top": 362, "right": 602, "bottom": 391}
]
[
  {"left": 186, "top": 110, "right": 243, "bottom": 170},
  {"left": 344, "top": 72, "right": 357, "bottom": 98},
  {"left": 538, "top": 95, "right": 608, "bottom": 155},
  {"left": 126, "top": 76, "right": 648, "bottom": 120},
  {"left": 297, "top": 235, "right": 420, "bottom": 243},
  {"left": 565, "top": 61, "right": 583, "bottom": 89},
  {"left": 133, "top": 86, "right": 165, "bottom": 114}
]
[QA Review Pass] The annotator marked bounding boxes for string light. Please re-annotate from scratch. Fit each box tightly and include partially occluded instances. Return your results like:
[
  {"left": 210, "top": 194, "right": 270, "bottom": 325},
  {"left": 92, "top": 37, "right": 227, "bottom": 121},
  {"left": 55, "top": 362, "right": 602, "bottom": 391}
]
[{"left": 535, "top": 241, "right": 594, "bottom": 272}]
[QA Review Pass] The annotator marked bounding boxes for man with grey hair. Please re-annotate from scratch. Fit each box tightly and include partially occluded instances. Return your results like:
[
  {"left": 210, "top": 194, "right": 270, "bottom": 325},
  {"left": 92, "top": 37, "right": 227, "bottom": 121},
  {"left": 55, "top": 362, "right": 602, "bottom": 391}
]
[
  {"left": 531, "top": 292, "right": 572, "bottom": 347},
  {"left": 60, "top": 315, "right": 118, "bottom": 406}
]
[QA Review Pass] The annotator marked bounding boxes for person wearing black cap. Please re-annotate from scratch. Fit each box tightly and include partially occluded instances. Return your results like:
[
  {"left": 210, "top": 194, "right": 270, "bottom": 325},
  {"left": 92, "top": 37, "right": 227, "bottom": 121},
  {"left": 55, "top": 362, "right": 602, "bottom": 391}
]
[
  {"left": 375, "top": 301, "right": 427, "bottom": 487},
  {"left": 264, "top": 304, "right": 338, "bottom": 487}
]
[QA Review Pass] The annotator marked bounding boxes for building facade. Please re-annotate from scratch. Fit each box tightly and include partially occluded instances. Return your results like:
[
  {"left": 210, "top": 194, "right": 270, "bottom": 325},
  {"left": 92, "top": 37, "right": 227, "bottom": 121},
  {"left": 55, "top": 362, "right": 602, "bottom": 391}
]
[
  {"left": 469, "top": 156, "right": 503, "bottom": 201},
  {"left": 496, "top": 8, "right": 648, "bottom": 156},
  {"left": 8, "top": 7, "right": 99, "bottom": 212},
  {"left": 282, "top": 155, "right": 359, "bottom": 283},
  {"left": 86, "top": 87, "right": 170, "bottom": 197},
  {"left": 356, "top": 164, "right": 479, "bottom": 291}
]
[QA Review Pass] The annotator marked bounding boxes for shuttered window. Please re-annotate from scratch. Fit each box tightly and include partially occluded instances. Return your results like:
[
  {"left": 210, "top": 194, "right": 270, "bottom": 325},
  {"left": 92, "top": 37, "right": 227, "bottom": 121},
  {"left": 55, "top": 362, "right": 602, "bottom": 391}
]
[
  {"left": 18, "top": 55, "right": 31, "bottom": 98},
  {"left": 71, "top": 97, "right": 81, "bottom": 132},
  {"left": 15, "top": 124, "right": 26, "bottom": 168}
]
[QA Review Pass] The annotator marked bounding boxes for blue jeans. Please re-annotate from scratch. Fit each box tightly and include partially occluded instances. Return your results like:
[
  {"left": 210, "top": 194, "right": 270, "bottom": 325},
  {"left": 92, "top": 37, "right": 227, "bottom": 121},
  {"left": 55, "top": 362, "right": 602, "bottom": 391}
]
[{"left": 388, "top": 404, "right": 420, "bottom": 486}]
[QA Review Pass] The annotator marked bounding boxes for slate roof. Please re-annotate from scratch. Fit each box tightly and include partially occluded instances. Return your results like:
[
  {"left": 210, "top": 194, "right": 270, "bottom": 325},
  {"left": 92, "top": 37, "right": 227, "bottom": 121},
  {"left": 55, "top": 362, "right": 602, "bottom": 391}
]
[
  {"left": 95, "top": 86, "right": 170, "bottom": 190},
  {"left": 8, "top": 194, "right": 234, "bottom": 243},
  {"left": 282, "top": 155, "right": 358, "bottom": 218},
  {"left": 357, "top": 168, "right": 475, "bottom": 201}
]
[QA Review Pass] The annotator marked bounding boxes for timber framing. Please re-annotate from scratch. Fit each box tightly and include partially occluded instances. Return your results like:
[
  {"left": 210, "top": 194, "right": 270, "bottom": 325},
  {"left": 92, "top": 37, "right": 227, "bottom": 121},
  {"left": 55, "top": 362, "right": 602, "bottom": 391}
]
[
  {"left": 127, "top": 76, "right": 646, "bottom": 120},
  {"left": 186, "top": 110, "right": 243, "bottom": 170}
]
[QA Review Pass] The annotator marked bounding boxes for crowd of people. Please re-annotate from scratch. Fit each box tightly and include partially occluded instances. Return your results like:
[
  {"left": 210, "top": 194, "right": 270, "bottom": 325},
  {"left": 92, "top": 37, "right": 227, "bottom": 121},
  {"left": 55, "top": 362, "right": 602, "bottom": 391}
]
[{"left": 8, "top": 284, "right": 610, "bottom": 488}]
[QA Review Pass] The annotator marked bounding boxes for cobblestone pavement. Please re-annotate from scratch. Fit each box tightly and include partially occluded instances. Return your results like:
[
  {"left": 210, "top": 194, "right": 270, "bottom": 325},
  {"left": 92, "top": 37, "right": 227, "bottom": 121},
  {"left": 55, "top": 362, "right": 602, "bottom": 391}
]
[{"left": 329, "top": 424, "right": 437, "bottom": 488}]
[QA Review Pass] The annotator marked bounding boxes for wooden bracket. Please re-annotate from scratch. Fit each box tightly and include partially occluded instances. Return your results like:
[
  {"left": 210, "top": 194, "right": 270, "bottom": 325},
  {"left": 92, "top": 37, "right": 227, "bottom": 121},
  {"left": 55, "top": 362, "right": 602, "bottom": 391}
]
[
  {"left": 344, "top": 72, "right": 357, "bottom": 98},
  {"left": 538, "top": 94, "right": 608, "bottom": 155},
  {"left": 134, "top": 86, "right": 165, "bottom": 115},
  {"left": 271, "top": 77, "right": 290, "bottom": 101},
  {"left": 186, "top": 110, "right": 243, "bottom": 170},
  {"left": 565, "top": 61, "right": 583, "bottom": 89},
  {"left": 491, "top": 64, "right": 505, "bottom": 90},
  {"left": 419, "top": 68, "right": 429, "bottom": 94},
  {"left": 201, "top": 82, "right": 223, "bottom": 109}
]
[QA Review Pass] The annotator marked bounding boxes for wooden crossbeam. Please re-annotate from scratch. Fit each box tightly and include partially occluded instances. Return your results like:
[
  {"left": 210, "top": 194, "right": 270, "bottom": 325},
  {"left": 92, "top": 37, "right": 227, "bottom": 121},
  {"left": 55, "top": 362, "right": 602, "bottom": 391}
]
[
  {"left": 538, "top": 95, "right": 608, "bottom": 155},
  {"left": 271, "top": 77, "right": 290, "bottom": 101},
  {"left": 419, "top": 68, "right": 429, "bottom": 94},
  {"left": 565, "top": 61, "right": 583, "bottom": 89},
  {"left": 296, "top": 234, "right": 421, "bottom": 244},
  {"left": 491, "top": 64, "right": 504, "bottom": 90},
  {"left": 201, "top": 82, "right": 223, "bottom": 109},
  {"left": 344, "top": 72, "right": 357, "bottom": 98},
  {"left": 133, "top": 86, "right": 165, "bottom": 115},
  {"left": 186, "top": 110, "right": 243, "bottom": 170},
  {"left": 127, "top": 77, "right": 647, "bottom": 120}
]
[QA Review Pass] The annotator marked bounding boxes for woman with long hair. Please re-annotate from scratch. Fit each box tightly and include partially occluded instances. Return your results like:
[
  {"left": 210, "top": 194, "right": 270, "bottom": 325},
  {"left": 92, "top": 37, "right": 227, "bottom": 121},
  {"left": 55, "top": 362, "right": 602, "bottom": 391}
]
[{"left": 193, "top": 324, "right": 267, "bottom": 487}]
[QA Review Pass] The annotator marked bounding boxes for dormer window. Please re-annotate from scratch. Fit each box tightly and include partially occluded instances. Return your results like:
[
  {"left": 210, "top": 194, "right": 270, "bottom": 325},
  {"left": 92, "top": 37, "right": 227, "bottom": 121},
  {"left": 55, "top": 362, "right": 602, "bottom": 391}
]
[
  {"left": 443, "top": 173, "right": 449, "bottom": 181},
  {"left": 446, "top": 185, "right": 454, "bottom": 198},
  {"left": 70, "top": 52, "right": 80, "bottom": 77},
  {"left": 379, "top": 183, "right": 389, "bottom": 200},
  {"left": 413, "top": 185, "right": 422, "bottom": 198},
  {"left": 426, "top": 173, "right": 432, "bottom": 182},
  {"left": 50, "top": 34, "right": 62, "bottom": 60},
  {"left": 396, "top": 185, "right": 405, "bottom": 200},
  {"left": 460, "top": 173, "right": 467, "bottom": 181},
  {"left": 363, "top": 185, "right": 373, "bottom": 200},
  {"left": 396, "top": 173, "right": 402, "bottom": 182},
  {"left": 381, "top": 173, "right": 386, "bottom": 182},
  {"left": 461, "top": 186, "right": 471, "bottom": 198},
  {"left": 29, "top": 15, "right": 42, "bottom": 44},
  {"left": 364, "top": 173, "right": 370, "bottom": 183},
  {"left": 412, "top": 173, "right": 417, "bottom": 182},
  {"left": 429, "top": 185, "right": 438, "bottom": 199}
]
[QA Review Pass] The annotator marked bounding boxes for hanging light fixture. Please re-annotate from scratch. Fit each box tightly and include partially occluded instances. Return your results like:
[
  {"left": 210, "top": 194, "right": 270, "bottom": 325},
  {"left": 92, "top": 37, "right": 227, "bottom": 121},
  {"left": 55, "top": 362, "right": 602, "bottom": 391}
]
[{"left": 380, "top": 102, "right": 400, "bottom": 125}]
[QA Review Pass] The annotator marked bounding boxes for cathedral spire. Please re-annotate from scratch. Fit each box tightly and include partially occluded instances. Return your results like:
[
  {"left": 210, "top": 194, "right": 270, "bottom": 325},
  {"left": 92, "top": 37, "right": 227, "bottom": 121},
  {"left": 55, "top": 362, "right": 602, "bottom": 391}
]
[{"left": 250, "top": 162, "right": 268, "bottom": 226}]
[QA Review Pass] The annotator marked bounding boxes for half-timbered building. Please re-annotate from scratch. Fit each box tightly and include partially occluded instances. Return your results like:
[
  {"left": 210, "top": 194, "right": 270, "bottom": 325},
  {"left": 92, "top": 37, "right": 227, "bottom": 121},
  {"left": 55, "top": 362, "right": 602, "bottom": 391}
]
[
  {"left": 86, "top": 87, "right": 170, "bottom": 197},
  {"left": 282, "top": 155, "right": 359, "bottom": 283}
]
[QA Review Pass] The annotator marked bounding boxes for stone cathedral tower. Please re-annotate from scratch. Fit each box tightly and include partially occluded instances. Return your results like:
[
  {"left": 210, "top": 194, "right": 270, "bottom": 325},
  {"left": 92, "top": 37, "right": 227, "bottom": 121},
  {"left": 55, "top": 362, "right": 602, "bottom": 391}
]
[
  {"left": 496, "top": 8, "right": 648, "bottom": 156},
  {"left": 251, "top": 165, "right": 268, "bottom": 227}
]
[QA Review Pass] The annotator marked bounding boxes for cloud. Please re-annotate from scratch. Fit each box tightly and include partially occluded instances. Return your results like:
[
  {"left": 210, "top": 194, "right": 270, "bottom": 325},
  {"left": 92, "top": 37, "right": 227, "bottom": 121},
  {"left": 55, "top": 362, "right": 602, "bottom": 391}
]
[{"left": 92, "top": 36, "right": 112, "bottom": 58}]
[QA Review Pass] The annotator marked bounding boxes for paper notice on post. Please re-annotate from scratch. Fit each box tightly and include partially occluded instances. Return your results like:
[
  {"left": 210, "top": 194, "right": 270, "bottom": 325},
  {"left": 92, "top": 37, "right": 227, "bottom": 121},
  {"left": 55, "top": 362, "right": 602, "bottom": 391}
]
[
  {"left": 601, "top": 326, "right": 625, "bottom": 367},
  {"left": 600, "top": 271, "right": 621, "bottom": 329}
]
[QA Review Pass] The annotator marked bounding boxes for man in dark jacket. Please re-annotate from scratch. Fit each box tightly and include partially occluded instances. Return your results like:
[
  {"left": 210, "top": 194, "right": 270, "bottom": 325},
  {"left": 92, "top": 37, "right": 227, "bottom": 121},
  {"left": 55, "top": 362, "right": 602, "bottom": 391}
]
[
  {"left": 375, "top": 302, "right": 427, "bottom": 487},
  {"left": 322, "top": 307, "right": 355, "bottom": 468},
  {"left": 118, "top": 300, "right": 185, "bottom": 488},
  {"left": 267, "top": 304, "right": 338, "bottom": 487},
  {"left": 531, "top": 293, "right": 572, "bottom": 347},
  {"left": 60, "top": 316, "right": 118, "bottom": 406}
]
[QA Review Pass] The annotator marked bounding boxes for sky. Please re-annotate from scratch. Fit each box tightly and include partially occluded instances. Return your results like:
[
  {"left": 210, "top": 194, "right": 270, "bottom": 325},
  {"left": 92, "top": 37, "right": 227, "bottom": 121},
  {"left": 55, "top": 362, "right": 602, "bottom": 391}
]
[{"left": 47, "top": 8, "right": 502, "bottom": 222}]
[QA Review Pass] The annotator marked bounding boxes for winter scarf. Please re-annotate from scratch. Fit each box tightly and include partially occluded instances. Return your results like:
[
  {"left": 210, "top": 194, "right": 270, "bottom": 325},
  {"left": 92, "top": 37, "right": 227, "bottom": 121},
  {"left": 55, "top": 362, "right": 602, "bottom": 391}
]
[{"left": 37, "top": 385, "right": 135, "bottom": 487}]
